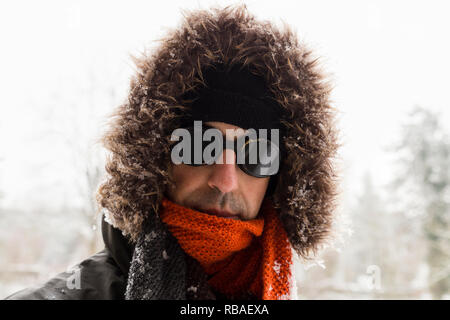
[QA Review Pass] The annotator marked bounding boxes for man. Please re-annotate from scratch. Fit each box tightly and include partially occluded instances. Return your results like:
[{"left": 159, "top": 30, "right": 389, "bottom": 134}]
[{"left": 6, "top": 4, "right": 339, "bottom": 300}]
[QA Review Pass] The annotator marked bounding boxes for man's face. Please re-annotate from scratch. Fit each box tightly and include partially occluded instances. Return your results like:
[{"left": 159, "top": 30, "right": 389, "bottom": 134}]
[{"left": 166, "top": 121, "right": 270, "bottom": 220}]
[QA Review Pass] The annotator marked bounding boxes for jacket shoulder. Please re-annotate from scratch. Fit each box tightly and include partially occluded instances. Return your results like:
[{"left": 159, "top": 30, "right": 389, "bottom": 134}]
[{"left": 4, "top": 249, "right": 127, "bottom": 300}]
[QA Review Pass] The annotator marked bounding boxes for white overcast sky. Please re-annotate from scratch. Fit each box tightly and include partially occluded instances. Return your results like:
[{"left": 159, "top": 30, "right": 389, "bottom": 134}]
[{"left": 0, "top": 0, "right": 449, "bottom": 211}]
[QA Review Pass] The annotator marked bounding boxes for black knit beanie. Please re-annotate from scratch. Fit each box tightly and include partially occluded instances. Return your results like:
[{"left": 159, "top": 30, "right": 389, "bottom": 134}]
[{"left": 180, "top": 63, "right": 284, "bottom": 133}]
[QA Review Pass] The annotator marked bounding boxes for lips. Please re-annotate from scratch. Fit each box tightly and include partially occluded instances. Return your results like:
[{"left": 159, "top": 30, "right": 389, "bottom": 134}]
[{"left": 196, "top": 207, "right": 240, "bottom": 220}]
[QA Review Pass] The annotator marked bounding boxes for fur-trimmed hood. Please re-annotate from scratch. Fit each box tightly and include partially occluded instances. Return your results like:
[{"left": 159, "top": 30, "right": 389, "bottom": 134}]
[{"left": 96, "top": 4, "right": 340, "bottom": 259}]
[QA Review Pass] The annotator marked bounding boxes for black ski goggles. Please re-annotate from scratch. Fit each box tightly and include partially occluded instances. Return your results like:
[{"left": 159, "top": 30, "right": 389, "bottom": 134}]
[{"left": 170, "top": 124, "right": 280, "bottom": 178}]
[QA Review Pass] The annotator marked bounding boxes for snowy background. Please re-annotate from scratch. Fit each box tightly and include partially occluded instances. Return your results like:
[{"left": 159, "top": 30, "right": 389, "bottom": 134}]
[{"left": 1, "top": 0, "right": 449, "bottom": 299}]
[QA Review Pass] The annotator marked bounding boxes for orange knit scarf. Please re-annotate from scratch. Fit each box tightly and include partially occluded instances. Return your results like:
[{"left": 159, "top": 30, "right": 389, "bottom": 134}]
[{"left": 159, "top": 197, "right": 294, "bottom": 300}]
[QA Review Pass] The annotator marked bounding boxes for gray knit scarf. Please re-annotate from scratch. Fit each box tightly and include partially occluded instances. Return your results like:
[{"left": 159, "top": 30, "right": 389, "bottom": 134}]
[{"left": 124, "top": 211, "right": 217, "bottom": 300}]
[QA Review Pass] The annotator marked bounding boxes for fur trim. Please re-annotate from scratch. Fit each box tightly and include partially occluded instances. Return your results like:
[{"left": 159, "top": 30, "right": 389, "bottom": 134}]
[{"left": 96, "top": 4, "right": 340, "bottom": 259}]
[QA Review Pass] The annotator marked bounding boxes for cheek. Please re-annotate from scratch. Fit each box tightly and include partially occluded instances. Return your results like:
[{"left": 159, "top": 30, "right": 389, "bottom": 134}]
[
  {"left": 246, "top": 177, "right": 269, "bottom": 196},
  {"left": 168, "top": 164, "right": 207, "bottom": 201},
  {"left": 241, "top": 176, "right": 270, "bottom": 218}
]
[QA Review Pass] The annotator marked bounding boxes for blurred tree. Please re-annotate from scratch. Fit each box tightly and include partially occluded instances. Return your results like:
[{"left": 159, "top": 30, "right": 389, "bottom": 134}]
[
  {"left": 389, "top": 105, "right": 450, "bottom": 299},
  {"left": 36, "top": 62, "right": 126, "bottom": 258},
  {"left": 351, "top": 172, "right": 386, "bottom": 297},
  {"left": 61, "top": 66, "right": 120, "bottom": 256},
  {"left": 0, "top": 157, "right": 3, "bottom": 205}
]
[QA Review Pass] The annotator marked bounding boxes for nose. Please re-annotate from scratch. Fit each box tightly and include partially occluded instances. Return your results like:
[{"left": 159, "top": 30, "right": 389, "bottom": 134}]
[{"left": 207, "top": 148, "right": 239, "bottom": 194}]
